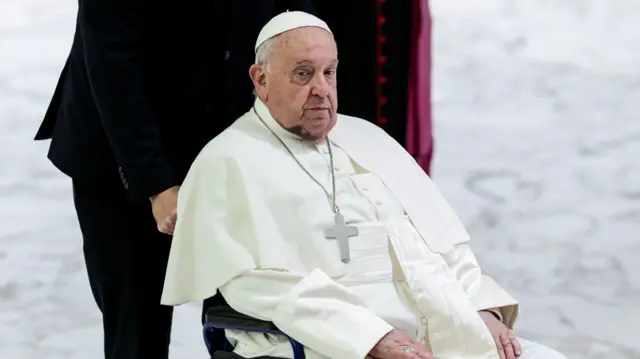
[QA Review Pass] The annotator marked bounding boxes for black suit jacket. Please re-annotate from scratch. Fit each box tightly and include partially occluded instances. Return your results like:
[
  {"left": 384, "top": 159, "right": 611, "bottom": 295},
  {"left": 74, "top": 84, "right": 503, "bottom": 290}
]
[{"left": 35, "top": 0, "right": 315, "bottom": 202}]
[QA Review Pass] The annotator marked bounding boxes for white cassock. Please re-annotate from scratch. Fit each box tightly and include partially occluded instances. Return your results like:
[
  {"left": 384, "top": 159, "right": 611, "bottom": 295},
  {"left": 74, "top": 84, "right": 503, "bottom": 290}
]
[{"left": 161, "top": 99, "right": 566, "bottom": 359}]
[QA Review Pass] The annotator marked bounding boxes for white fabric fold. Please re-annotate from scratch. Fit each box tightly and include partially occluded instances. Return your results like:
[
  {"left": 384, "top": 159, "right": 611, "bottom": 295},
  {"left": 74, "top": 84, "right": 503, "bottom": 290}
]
[{"left": 221, "top": 269, "right": 392, "bottom": 359}]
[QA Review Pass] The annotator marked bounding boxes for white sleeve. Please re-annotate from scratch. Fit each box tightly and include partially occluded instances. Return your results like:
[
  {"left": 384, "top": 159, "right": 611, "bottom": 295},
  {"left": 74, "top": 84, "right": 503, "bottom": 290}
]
[
  {"left": 442, "top": 243, "right": 520, "bottom": 328},
  {"left": 220, "top": 268, "right": 393, "bottom": 359}
]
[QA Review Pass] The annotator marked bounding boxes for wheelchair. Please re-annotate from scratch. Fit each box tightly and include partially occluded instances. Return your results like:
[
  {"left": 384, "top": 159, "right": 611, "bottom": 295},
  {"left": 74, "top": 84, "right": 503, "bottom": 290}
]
[{"left": 203, "top": 294, "right": 305, "bottom": 359}]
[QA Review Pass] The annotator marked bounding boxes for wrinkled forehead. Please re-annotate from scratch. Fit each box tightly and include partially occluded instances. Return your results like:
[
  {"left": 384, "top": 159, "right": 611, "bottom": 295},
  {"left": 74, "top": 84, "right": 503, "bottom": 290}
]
[{"left": 277, "top": 27, "right": 337, "bottom": 64}]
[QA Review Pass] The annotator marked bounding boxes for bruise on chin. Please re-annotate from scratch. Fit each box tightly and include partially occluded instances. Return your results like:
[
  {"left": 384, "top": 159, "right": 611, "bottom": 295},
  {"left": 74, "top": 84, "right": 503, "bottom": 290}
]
[
  {"left": 283, "top": 124, "right": 325, "bottom": 141},
  {"left": 284, "top": 124, "right": 305, "bottom": 137}
]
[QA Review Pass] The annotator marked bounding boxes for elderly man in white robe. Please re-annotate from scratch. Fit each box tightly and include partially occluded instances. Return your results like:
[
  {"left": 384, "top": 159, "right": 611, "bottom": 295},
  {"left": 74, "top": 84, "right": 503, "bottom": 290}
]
[{"left": 161, "top": 11, "right": 567, "bottom": 359}]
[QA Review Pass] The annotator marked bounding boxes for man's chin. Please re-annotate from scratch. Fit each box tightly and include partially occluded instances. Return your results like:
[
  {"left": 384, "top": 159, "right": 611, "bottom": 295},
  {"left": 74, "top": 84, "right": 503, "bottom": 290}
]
[{"left": 302, "top": 121, "right": 332, "bottom": 140}]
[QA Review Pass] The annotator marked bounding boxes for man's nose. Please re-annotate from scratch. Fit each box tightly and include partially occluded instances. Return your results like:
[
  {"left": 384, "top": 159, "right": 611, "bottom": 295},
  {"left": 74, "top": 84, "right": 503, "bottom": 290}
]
[{"left": 310, "top": 74, "right": 331, "bottom": 97}]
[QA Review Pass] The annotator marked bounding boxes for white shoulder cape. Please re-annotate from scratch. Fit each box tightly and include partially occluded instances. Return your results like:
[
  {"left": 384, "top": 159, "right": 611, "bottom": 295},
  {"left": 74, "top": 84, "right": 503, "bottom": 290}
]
[{"left": 161, "top": 101, "right": 471, "bottom": 306}]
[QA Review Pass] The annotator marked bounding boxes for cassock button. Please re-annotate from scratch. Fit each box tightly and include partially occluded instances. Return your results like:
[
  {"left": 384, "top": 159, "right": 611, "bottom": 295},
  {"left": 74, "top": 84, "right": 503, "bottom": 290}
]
[
  {"left": 420, "top": 338, "right": 426, "bottom": 344},
  {"left": 421, "top": 317, "right": 427, "bottom": 325}
]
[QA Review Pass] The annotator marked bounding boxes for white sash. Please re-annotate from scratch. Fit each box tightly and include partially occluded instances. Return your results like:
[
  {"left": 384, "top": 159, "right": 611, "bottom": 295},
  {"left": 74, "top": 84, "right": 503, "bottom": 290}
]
[{"left": 385, "top": 217, "right": 499, "bottom": 359}]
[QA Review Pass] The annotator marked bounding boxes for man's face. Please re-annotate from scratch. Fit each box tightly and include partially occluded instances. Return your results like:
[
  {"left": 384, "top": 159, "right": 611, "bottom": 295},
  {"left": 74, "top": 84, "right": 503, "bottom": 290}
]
[{"left": 252, "top": 27, "right": 338, "bottom": 141}]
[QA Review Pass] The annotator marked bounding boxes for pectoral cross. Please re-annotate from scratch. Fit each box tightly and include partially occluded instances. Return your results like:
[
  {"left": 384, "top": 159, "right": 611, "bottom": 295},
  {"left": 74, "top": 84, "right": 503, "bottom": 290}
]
[{"left": 324, "top": 213, "right": 359, "bottom": 263}]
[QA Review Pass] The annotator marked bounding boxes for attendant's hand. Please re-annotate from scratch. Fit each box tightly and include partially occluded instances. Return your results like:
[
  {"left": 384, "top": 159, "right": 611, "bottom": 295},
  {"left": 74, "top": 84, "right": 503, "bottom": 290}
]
[
  {"left": 369, "top": 329, "right": 438, "bottom": 359},
  {"left": 150, "top": 185, "right": 179, "bottom": 235},
  {"left": 479, "top": 311, "right": 521, "bottom": 359}
]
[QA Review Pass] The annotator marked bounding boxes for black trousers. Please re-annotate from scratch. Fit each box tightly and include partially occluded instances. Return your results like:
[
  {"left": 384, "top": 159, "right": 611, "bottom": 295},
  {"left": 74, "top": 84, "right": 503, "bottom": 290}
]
[{"left": 72, "top": 180, "right": 174, "bottom": 359}]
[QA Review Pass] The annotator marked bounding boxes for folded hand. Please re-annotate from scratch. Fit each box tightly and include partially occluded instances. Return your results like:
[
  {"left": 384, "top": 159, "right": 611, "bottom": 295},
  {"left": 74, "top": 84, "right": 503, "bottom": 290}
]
[
  {"left": 479, "top": 311, "right": 521, "bottom": 359},
  {"left": 370, "top": 329, "right": 438, "bottom": 359}
]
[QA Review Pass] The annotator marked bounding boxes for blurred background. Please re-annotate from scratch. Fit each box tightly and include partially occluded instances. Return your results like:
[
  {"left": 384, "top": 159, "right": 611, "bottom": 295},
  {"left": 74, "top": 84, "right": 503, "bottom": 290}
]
[{"left": 1, "top": 0, "right": 638, "bottom": 358}]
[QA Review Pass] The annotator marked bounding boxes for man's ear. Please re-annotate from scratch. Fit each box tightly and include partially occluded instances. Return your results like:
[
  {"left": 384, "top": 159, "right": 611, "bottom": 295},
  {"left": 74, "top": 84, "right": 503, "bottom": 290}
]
[{"left": 249, "top": 64, "right": 268, "bottom": 100}]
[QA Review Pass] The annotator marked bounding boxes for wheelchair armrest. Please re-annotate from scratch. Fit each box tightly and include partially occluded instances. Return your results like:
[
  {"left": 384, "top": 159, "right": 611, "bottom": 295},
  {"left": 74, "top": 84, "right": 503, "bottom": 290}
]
[
  {"left": 205, "top": 305, "right": 281, "bottom": 333},
  {"left": 203, "top": 305, "right": 306, "bottom": 359}
]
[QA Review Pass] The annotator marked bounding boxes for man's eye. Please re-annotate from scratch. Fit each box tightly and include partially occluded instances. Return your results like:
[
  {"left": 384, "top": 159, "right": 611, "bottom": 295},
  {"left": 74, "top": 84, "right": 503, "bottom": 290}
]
[
  {"left": 325, "top": 70, "right": 336, "bottom": 76},
  {"left": 297, "top": 71, "right": 310, "bottom": 77}
]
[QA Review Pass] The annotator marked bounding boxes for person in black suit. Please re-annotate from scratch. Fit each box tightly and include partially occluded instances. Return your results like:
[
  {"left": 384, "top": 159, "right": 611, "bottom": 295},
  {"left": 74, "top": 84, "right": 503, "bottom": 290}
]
[{"left": 34, "top": 1, "right": 314, "bottom": 358}]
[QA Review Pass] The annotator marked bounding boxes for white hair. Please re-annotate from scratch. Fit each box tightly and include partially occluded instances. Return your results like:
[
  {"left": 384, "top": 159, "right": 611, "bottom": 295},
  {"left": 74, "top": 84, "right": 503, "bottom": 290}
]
[
  {"left": 255, "top": 37, "right": 278, "bottom": 72},
  {"left": 253, "top": 37, "right": 278, "bottom": 97}
]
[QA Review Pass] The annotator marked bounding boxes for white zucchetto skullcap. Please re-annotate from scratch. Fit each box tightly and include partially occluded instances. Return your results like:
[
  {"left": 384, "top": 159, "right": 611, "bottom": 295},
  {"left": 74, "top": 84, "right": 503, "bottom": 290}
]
[{"left": 254, "top": 11, "right": 333, "bottom": 52}]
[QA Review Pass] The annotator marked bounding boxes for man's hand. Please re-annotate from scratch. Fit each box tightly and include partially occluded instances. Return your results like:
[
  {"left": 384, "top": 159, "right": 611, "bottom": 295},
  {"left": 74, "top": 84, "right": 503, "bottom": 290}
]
[
  {"left": 150, "top": 186, "right": 179, "bottom": 235},
  {"left": 479, "top": 311, "right": 521, "bottom": 359},
  {"left": 369, "top": 329, "right": 438, "bottom": 359}
]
